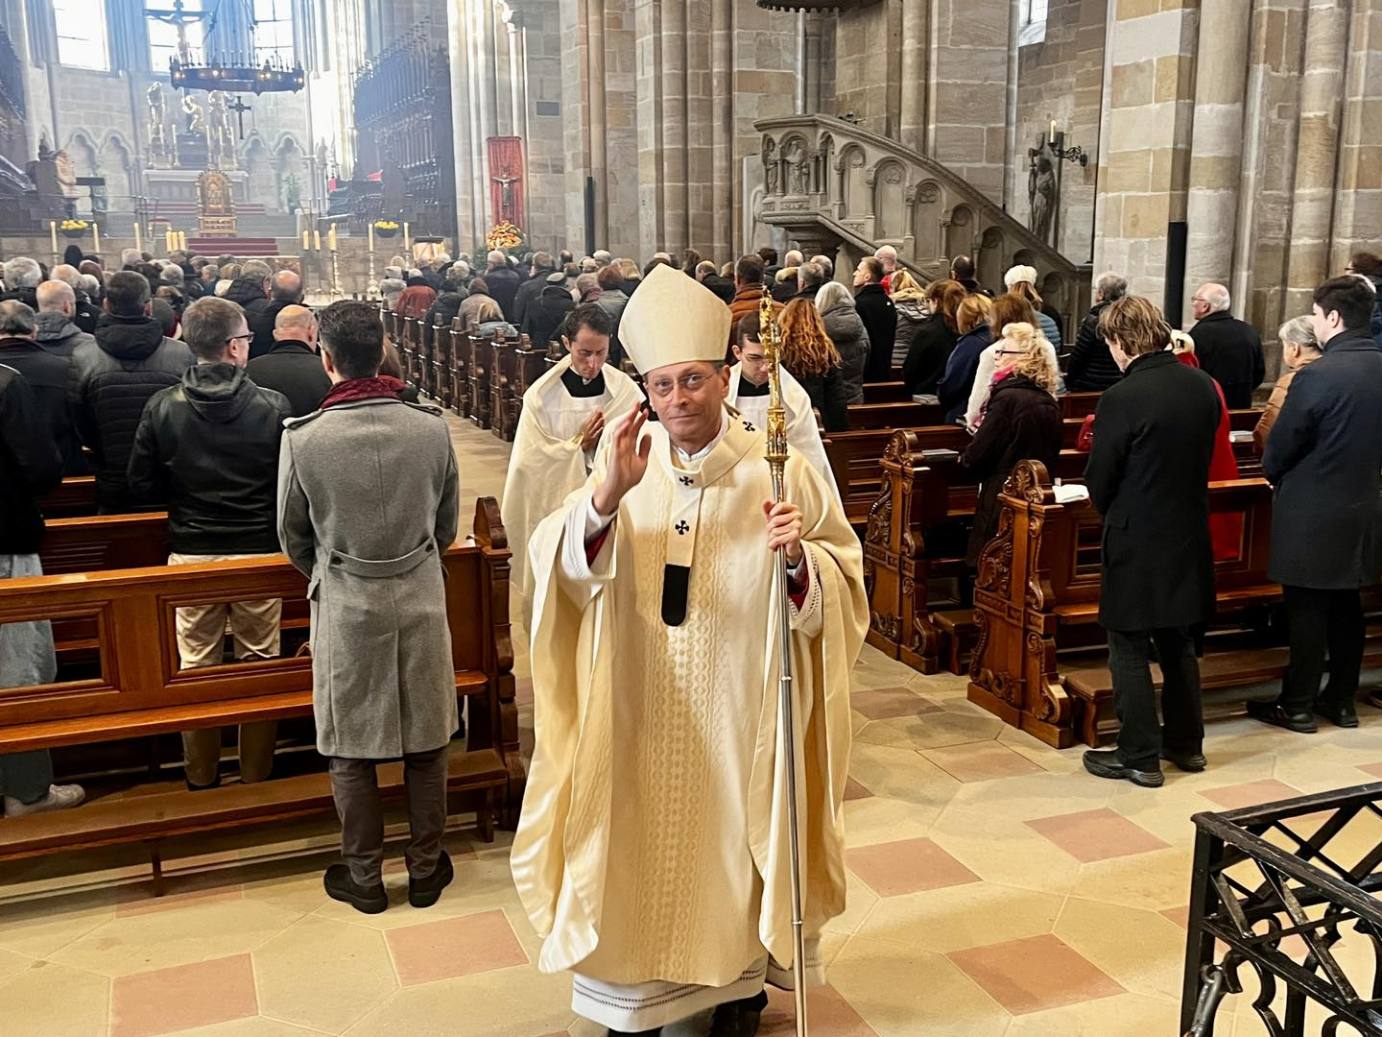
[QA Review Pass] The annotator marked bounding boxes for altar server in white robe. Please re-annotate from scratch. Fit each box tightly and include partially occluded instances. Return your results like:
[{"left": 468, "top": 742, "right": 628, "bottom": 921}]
[
  {"left": 728, "top": 308, "right": 840, "bottom": 500},
  {"left": 501, "top": 302, "right": 642, "bottom": 627},
  {"left": 511, "top": 265, "right": 868, "bottom": 1037}
]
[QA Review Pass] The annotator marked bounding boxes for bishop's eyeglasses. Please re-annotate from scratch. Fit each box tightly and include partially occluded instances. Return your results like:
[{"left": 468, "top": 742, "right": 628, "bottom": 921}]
[{"left": 647, "top": 372, "right": 715, "bottom": 398}]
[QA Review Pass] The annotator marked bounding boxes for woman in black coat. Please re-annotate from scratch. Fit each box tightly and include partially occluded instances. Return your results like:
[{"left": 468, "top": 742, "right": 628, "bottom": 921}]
[
  {"left": 958, "top": 322, "right": 1063, "bottom": 564},
  {"left": 903, "top": 279, "right": 965, "bottom": 395}
]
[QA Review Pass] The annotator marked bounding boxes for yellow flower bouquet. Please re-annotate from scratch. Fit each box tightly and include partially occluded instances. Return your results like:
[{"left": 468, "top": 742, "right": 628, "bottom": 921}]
[{"left": 486, "top": 220, "right": 526, "bottom": 253}]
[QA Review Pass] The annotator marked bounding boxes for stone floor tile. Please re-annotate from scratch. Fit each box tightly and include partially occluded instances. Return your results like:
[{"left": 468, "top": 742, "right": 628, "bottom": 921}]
[
  {"left": 856, "top": 881, "right": 1064, "bottom": 955},
  {"left": 0, "top": 959, "right": 110, "bottom": 1037},
  {"left": 255, "top": 915, "right": 398, "bottom": 1032},
  {"left": 0, "top": 889, "right": 119, "bottom": 958},
  {"left": 842, "top": 793, "right": 941, "bottom": 848},
  {"left": 759, "top": 984, "right": 878, "bottom": 1035},
  {"left": 845, "top": 837, "right": 979, "bottom": 897},
  {"left": 843, "top": 776, "right": 873, "bottom": 800},
  {"left": 384, "top": 907, "right": 528, "bottom": 985},
  {"left": 111, "top": 953, "right": 258, "bottom": 1037},
  {"left": 50, "top": 896, "right": 305, "bottom": 977},
  {"left": 1073, "top": 847, "right": 1197, "bottom": 911},
  {"left": 1197, "top": 779, "right": 1301, "bottom": 810},
  {"left": 1024, "top": 807, "right": 1169, "bottom": 863},
  {"left": 845, "top": 741, "right": 961, "bottom": 808},
  {"left": 163, "top": 1019, "right": 330, "bottom": 1037},
  {"left": 0, "top": 946, "right": 35, "bottom": 984},
  {"left": 1003, "top": 991, "right": 1181, "bottom": 1035},
  {"left": 948, "top": 933, "right": 1123, "bottom": 1015},
  {"left": 854, "top": 709, "right": 1004, "bottom": 750},
  {"left": 1053, "top": 896, "right": 1187, "bottom": 999},
  {"left": 923, "top": 743, "right": 1044, "bottom": 783},
  {"left": 927, "top": 807, "right": 1084, "bottom": 897},
  {"left": 850, "top": 685, "right": 939, "bottom": 720}
]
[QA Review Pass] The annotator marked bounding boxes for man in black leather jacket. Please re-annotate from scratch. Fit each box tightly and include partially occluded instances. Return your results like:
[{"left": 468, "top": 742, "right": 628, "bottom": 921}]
[
  {"left": 127, "top": 296, "right": 291, "bottom": 791},
  {"left": 69, "top": 271, "right": 192, "bottom": 511}
]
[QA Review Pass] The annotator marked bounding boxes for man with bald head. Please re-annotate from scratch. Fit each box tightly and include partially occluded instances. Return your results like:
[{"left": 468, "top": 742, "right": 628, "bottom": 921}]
[
  {"left": 35, "top": 280, "right": 95, "bottom": 360},
  {"left": 1189, "top": 282, "right": 1265, "bottom": 409},
  {"left": 246, "top": 304, "right": 330, "bottom": 417},
  {"left": 247, "top": 268, "right": 304, "bottom": 359}
]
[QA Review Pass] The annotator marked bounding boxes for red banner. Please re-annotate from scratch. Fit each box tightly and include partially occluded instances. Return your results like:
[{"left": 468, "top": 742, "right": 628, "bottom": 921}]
[{"left": 486, "top": 136, "right": 526, "bottom": 231}]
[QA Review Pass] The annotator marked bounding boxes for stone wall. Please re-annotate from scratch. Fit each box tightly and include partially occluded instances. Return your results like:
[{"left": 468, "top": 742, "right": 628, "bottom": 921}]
[
  {"left": 520, "top": 0, "right": 567, "bottom": 252},
  {"left": 1009, "top": 0, "right": 1105, "bottom": 264}
]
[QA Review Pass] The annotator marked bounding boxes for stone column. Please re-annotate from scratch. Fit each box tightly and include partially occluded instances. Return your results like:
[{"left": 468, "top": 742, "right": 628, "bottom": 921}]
[
  {"left": 1091, "top": 0, "right": 1198, "bottom": 309},
  {"left": 660, "top": 0, "right": 689, "bottom": 253},
  {"left": 898, "top": 0, "right": 927, "bottom": 151},
  {"left": 635, "top": 0, "right": 665, "bottom": 255},
  {"left": 1329, "top": 0, "right": 1382, "bottom": 272},
  {"left": 711, "top": 0, "right": 734, "bottom": 257},
  {"left": 925, "top": 0, "right": 1011, "bottom": 202},
  {"left": 1282, "top": 0, "right": 1347, "bottom": 318},
  {"left": 587, "top": 0, "right": 609, "bottom": 248},
  {"left": 1181, "top": 0, "right": 1250, "bottom": 325}
]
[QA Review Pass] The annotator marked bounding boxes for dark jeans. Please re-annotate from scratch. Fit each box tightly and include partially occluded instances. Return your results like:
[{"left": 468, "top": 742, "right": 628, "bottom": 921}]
[
  {"left": 1279, "top": 586, "right": 1365, "bottom": 714},
  {"left": 0, "top": 750, "right": 54, "bottom": 804},
  {"left": 1108, "top": 626, "right": 1204, "bottom": 771},
  {"left": 329, "top": 745, "right": 449, "bottom": 887}
]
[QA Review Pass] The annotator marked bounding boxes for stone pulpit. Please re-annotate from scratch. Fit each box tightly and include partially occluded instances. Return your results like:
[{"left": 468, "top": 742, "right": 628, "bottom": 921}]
[{"left": 197, "top": 170, "right": 237, "bottom": 235}]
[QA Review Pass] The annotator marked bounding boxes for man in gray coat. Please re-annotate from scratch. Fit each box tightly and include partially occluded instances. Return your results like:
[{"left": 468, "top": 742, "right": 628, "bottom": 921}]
[{"left": 276, "top": 301, "right": 460, "bottom": 914}]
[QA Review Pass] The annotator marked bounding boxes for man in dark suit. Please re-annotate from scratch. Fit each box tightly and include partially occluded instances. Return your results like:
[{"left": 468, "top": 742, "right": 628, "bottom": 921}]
[
  {"left": 247, "top": 270, "right": 304, "bottom": 360},
  {"left": 1188, "top": 282, "right": 1266, "bottom": 409},
  {"left": 1248, "top": 276, "right": 1382, "bottom": 732},
  {"left": 853, "top": 255, "right": 898, "bottom": 381},
  {"left": 1081, "top": 296, "right": 1221, "bottom": 787}
]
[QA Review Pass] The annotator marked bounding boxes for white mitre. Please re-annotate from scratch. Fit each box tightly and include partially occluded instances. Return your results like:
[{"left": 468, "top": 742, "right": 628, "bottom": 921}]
[{"left": 620, "top": 263, "right": 731, "bottom": 374}]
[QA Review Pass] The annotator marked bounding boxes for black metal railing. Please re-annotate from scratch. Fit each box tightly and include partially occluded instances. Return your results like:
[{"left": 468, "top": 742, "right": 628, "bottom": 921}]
[{"left": 1182, "top": 783, "right": 1382, "bottom": 1035}]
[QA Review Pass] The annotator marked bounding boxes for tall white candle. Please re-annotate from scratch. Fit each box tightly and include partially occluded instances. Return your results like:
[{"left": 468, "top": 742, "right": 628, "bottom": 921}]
[
  {"left": 327, "top": 225, "right": 337, "bottom": 252},
  {"left": 313, "top": 230, "right": 321, "bottom": 251},
  {"left": 368, "top": 222, "right": 374, "bottom": 253},
  {"left": 92, "top": 222, "right": 100, "bottom": 254},
  {"left": 50, "top": 220, "right": 58, "bottom": 256},
  {"left": 403, "top": 222, "right": 410, "bottom": 250},
  {"left": 134, "top": 221, "right": 142, "bottom": 252}
]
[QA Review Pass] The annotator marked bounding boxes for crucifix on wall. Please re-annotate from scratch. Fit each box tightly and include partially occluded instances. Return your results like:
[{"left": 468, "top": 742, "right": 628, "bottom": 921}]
[
  {"left": 486, "top": 136, "right": 526, "bottom": 228},
  {"left": 227, "top": 95, "right": 252, "bottom": 140}
]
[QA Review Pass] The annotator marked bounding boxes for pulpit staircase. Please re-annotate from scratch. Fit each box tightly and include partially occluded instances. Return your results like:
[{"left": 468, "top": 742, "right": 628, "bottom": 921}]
[{"left": 753, "top": 114, "right": 1090, "bottom": 335}]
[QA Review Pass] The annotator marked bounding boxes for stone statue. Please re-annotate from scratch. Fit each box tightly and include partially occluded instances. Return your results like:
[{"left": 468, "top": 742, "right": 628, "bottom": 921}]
[
  {"left": 762, "top": 139, "right": 778, "bottom": 195},
  {"left": 182, "top": 93, "right": 205, "bottom": 136},
  {"left": 206, "top": 91, "right": 232, "bottom": 166},
  {"left": 784, "top": 140, "right": 807, "bottom": 194},
  {"left": 1028, "top": 145, "right": 1057, "bottom": 244},
  {"left": 147, "top": 83, "right": 166, "bottom": 148}
]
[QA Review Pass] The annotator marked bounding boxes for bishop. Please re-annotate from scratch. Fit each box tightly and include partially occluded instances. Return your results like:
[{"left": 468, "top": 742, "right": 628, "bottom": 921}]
[{"left": 511, "top": 265, "right": 868, "bottom": 1037}]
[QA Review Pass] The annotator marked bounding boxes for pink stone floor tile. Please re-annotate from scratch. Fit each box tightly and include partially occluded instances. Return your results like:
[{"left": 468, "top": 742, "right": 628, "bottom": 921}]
[
  {"left": 845, "top": 837, "right": 980, "bottom": 897},
  {"left": 844, "top": 777, "right": 874, "bottom": 801},
  {"left": 1161, "top": 905, "right": 1189, "bottom": 929},
  {"left": 1199, "top": 779, "right": 1301, "bottom": 810},
  {"left": 385, "top": 908, "right": 528, "bottom": 985},
  {"left": 1357, "top": 762, "right": 1382, "bottom": 780},
  {"left": 1024, "top": 808, "right": 1169, "bottom": 863},
  {"left": 948, "top": 933, "right": 1123, "bottom": 1015},
  {"left": 761, "top": 984, "right": 878, "bottom": 1035},
  {"left": 851, "top": 686, "right": 938, "bottom": 720},
  {"left": 924, "top": 743, "right": 1043, "bottom": 783},
  {"left": 111, "top": 953, "right": 257, "bottom": 1037}
]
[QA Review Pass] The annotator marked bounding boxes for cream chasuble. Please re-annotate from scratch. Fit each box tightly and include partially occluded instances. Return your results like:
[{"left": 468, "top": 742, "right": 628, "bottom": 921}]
[
  {"left": 510, "top": 409, "right": 868, "bottom": 1032},
  {"left": 727, "top": 362, "right": 840, "bottom": 500},
  {"left": 501, "top": 354, "right": 642, "bottom": 627}
]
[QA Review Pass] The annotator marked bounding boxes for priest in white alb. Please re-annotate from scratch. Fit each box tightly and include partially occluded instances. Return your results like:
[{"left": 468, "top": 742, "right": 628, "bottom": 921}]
[
  {"left": 727, "top": 307, "right": 840, "bottom": 499},
  {"left": 501, "top": 302, "right": 642, "bottom": 626},
  {"left": 510, "top": 265, "right": 868, "bottom": 1037}
]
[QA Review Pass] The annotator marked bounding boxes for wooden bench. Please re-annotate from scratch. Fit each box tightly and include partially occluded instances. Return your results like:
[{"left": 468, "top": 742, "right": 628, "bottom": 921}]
[
  {"left": 866, "top": 429, "right": 1265, "bottom": 674},
  {"left": 490, "top": 335, "right": 523, "bottom": 441},
  {"left": 0, "top": 498, "right": 524, "bottom": 886},
  {"left": 862, "top": 381, "right": 912, "bottom": 404},
  {"left": 965, "top": 462, "right": 1382, "bottom": 749},
  {"left": 40, "top": 476, "right": 97, "bottom": 518},
  {"left": 467, "top": 331, "right": 493, "bottom": 428}
]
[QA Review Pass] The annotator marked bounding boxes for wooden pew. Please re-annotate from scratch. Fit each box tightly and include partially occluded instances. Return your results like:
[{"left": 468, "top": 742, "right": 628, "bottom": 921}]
[
  {"left": 846, "top": 400, "right": 942, "bottom": 430},
  {"left": 431, "top": 318, "right": 453, "bottom": 410},
  {"left": 489, "top": 335, "right": 522, "bottom": 441},
  {"left": 862, "top": 381, "right": 912, "bottom": 404},
  {"left": 447, "top": 319, "right": 468, "bottom": 417},
  {"left": 40, "top": 476, "right": 97, "bottom": 518},
  {"left": 0, "top": 498, "right": 524, "bottom": 882},
  {"left": 964, "top": 462, "right": 1382, "bottom": 749},
  {"left": 866, "top": 430, "right": 1265, "bottom": 673},
  {"left": 467, "top": 332, "right": 492, "bottom": 428}
]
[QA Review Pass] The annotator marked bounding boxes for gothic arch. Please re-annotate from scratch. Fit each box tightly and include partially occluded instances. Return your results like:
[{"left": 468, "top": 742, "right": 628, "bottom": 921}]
[
  {"left": 98, "top": 134, "right": 135, "bottom": 207},
  {"left": 977, "top": 225, "right": 1005, "bottom": 294},
  {"left": 65, "top": 131, "right": 100, "bottom": 176},
  {"left": 871, "top": 159, "right": 907, "bottom": 240},
  {"left": 273, "top": 135, "right": 307, "bottom": 212},
  {"left": 945, "top": 204, "right": 974, "bottom": 259},
  {"left": 836, "top": 145, "right": 868, "bottom": 218},
  {"left": 910, "top": 179, "right": 944, "bottom": 260}
]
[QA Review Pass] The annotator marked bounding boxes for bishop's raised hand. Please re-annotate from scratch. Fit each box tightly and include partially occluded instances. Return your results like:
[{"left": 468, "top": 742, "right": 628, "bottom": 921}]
[{"left": 592, "top": 406, "right": 651, "bottom": 515}]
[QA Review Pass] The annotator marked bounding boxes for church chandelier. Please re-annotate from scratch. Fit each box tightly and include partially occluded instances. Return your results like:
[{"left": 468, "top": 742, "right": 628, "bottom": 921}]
[{"left": 153, "top": 0, "right": 306, "bottom": 94}]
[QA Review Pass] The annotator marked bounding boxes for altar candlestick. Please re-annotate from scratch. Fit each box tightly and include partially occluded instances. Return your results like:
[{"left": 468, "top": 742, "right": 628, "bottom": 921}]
[
  {"left": 403, "top": 222, "right": 410, "bottom": 250},
  {"left": 50, "top": 221, "right": 58, "bottom": 257},
  {"left": 1049, "top": 120, "right": 1056, "bottom": 145},
  {"left": 92, "top": 223, "right": 100, "bottom": 254},
  {"left": 134, "top": 221, "right": 142, "bottom": 252},
  {"left": 303, "top": 229, "right": 310, "bottom": 251},
  {"left": 313, "top": 230, "right": 321, "bottom": 251},
  {"left": 368, "top": 222, "right": 374, "bottom": 253},
  {"left": 327, "top": 225, "right": 337, "bottom": 252}
]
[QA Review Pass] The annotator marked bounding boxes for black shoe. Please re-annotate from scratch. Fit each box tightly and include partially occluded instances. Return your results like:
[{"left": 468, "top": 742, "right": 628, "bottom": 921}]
[
  {"left": 606, "top": 1030, "right": 661, "bottom": 1036},
  {"left": 408, "top": 851, "right": 454, "bottom": 909},
  {"left": 323, "top": 863, "right": 388, "bottom": 914},
  {"left": 184, "top": 775, "right": 221, "bottom": 792},
  {"left": 709, "top": 990, "right": 769, "bottom": 1037},
  {"left": 1160, "top": 748, "right": 1207, "bottom": 773},
  {"left": 1314, "top": 700, "right": 1360, "bottom": 729},
  {"left": 1082, "top": 749, "right": 1164, "bottom": 788},
  {"left": 1246, "top": 700, "right": 1317, "bottom": 733}
]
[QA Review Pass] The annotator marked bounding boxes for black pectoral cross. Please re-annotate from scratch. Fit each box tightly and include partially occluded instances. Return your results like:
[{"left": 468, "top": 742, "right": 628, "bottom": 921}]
[{"left": 227, "top": 95, "right": 252, "bottom": 140}]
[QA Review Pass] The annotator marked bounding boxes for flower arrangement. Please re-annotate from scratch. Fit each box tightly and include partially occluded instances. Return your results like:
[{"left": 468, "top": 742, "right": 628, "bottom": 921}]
[
  {"left": 60, "top": 218, "right": 90, "bottom": 237},
  {"left": 373, "top": 219, "right": 400, "bottom": 237},
  {"left": 486, "top": 220, "right": 525, "bottom": 253}
]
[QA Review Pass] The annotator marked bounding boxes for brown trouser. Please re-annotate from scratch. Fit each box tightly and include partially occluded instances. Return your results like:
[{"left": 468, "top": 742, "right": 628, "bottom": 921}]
[{"left": 329, "top": 745, "right": 449, "bottom": 887}]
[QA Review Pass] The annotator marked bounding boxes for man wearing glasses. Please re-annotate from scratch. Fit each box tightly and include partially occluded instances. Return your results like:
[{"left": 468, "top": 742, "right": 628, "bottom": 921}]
[
  {"left": 128, "top": 296, "right": 292, "bottom": 790},
  {"left": 512, "top": 265, "right": 868, "bottom": 1037}
]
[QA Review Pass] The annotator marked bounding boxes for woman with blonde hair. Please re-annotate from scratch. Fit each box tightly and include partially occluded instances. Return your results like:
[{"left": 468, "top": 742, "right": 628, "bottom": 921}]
[
  {"left": 958, "top": 320, "right": 1063, "bottom": 563},
  {"left": 889, "top": 269, "right": 928, "bottom": 368},
  {"left": 1254, "top": 315, "right": 1322, "bottom": 451},
  {"left": 903, "top": 278, "right": 966, "bottom": 394},
  {"left": 937, "top": 293, "right": 994, "bottom": 423},
  {"left": 965, "top": 291, "right": 1063, "bottom": 429},
  {"left": 780, "top": 296, "right": 854, "bottom": 430}
]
